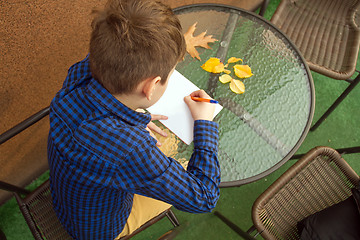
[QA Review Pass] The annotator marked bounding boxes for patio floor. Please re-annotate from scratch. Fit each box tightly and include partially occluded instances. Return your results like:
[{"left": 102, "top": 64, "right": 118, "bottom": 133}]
[{"left": 1, "top": 0, "right": 360, "bottom": 239}]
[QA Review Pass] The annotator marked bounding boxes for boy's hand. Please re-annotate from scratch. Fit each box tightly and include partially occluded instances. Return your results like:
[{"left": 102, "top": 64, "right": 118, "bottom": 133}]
[
  {"left": 146, "top": 114, "right": 168, "bottom": 146},
  {"left": 184, "top": 90, "right": 216, "bottom": 121}
]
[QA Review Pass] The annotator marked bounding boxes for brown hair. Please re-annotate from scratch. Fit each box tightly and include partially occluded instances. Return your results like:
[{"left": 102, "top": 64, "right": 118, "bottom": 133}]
[{"left": 89, "top": 0, "right": 186, "bottom": 94}]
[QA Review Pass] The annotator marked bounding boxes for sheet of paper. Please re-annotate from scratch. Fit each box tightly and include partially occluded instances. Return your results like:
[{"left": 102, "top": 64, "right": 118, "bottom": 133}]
[{"left": 147, "top": 70, "right": 223, "bottom": 145}]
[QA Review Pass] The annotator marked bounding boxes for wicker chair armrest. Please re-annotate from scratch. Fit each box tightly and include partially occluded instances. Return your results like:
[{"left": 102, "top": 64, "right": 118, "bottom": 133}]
[{"left": 350, "top": 1, "right": 360, "bottom": 31}]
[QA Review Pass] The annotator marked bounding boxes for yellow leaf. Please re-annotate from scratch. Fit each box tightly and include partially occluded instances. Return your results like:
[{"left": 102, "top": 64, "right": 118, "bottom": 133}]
[
  {"left": 229, "top": 79, "right": 245, "bottom": 94},
  {"left": 219, "top": 74, "right": 232, "bottom": 83},
  {"left": 223, "top": 69, "right": 231, "bottom": 74},
  {"left": 234, "top": 65, "right": 253, "bottom": 78},
  {"left": 201, "top": 57, "right": 224, "bottom": 73},
  {"left": 227, "top": 57, "right": 243, "bottom": 64},
  {"left": 213, "top": 63, "right": 224, "bottom": 73},
  {"left": 184, "top": 22, "right": 218, "bottom": 60}
]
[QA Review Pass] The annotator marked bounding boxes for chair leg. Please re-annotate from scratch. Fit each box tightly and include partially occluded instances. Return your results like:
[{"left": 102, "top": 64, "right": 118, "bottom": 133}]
[
  {"left": 0, "top": 181, "right": 30, "bottom": 195},
  {"left": 259, "top": 0, "right": 270, "bottom": 16},
  {"left": 247, "top": 225, "right": 257, "bottom": 234},
  {"left": 0, "top": 229, "right": 6, "bottom": 240},
  {"left": 290, "top": 146, "right": 360, "bottom": 160},
  {"left": 214, "top": 211, "right": 256, "bottom": 240},
  {"left": 336, "top": 146, "right": 360, "bottom": 155},
  {"left": 165, "top": 209, "right": 180, "bottom": 227},
  {"left": 311, "top": 73, "right": 360, "bottom": 131}
]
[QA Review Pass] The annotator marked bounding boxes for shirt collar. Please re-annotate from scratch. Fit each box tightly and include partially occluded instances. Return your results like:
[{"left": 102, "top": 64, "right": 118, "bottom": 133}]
[{"left": 86, "top": 77, "right": 151, "bottom": 127}]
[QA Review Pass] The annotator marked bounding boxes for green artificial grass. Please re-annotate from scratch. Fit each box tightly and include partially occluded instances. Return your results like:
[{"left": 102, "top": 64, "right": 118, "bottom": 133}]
[{"left": 1, "top": 0, "right": 360, "bottom": 239}]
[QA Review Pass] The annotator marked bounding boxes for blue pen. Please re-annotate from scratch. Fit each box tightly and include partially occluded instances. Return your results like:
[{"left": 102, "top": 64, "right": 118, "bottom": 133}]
[{"left": 191, "top": 96, "right": 219, "bottom": 104}]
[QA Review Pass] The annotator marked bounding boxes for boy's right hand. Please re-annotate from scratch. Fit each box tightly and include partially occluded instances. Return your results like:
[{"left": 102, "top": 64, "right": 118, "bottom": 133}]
[{"left": 184, "top": 90, "right": 216, "bottom": 121}]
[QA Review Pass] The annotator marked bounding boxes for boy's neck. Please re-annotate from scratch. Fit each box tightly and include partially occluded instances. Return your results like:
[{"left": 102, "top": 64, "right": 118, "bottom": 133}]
[
  {"left": 113, "top": 74, "right": 168, "bottom": 111},
  {"left": 114, "top": 93, "right": 147, "bottom": 111}
]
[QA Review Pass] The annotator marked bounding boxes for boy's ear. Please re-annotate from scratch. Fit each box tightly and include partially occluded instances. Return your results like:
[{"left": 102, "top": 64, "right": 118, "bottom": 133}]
[{"left": 143, "top": 76, "right": 161, "bottom": 100}]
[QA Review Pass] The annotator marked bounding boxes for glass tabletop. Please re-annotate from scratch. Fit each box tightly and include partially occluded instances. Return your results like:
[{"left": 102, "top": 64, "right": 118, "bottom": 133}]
[{"left": 171, "top": 4, "right": 314, "bottom": 187}]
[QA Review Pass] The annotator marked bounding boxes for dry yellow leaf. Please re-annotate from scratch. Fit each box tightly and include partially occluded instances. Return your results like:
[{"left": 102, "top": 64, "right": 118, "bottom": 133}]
[
  {"left": 213, "top": 63, "right": 225, "bottom": 73},
  {"left": 201, "top": 56, "right": 252, "bottom": 94},
  {"left": 227, "top": 57, "right": 243, "bottom": 64},
  {"left": 201, "top": 57, "right": 224, "bottom": 73},
  {"left": 223, "top": 69, "right": 231, "bottom": 74},
  {"left": 219, "top": 74, "right": 233, "bottom": 83},
  {"left": 234, "top": 65, "right": 253, "bottom": 78},
  {"left": 184, "top": 22, "right": 218, "bottom": 60},
  {"left": 229, "top": 79, "right": 245, "bottom": 94}
]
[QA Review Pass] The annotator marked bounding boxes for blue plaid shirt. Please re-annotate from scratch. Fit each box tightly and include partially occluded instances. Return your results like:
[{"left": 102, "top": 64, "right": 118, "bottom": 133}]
[{"left": 47, "top": 56, "right": 220, "bottom": 239}]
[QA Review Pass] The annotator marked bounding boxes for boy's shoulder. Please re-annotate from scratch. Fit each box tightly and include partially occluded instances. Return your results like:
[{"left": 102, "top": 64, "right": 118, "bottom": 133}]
[
  {"left": 63, "top": 56, "right": 91, "bottom": 89},
  {"left": 73, "top": 114, "right": 157, "bottom": 160}
]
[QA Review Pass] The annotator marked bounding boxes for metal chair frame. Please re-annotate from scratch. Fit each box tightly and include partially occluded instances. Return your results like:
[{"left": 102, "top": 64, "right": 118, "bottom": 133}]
[{"left": 310, "top": 72, "right": 360, "bottom": 131}]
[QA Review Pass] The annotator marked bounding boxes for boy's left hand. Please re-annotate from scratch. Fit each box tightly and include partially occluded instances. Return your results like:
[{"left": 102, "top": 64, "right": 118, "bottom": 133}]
[{"left": 146, "top": 114, "right": 168, "bottom": 146}]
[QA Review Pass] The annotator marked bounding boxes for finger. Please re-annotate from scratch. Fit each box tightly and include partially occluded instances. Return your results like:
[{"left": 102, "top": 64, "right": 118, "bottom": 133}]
[
  {"left": 184, "top": 95, "right": 192, "bottom": 105},
  {"left": 190, "top": 89, "right": 211, "bottom": 99},
  {"left": 147, "top": 122, "right": 168, "bottom": 137},
  {"left": 151, "top": 114, "right": 168, "bottom": 121},
  {"left": 197, "top": 89, "right": 211, "bottom": 98},
  {"left": 189, "top": 89, "right": 203, "bottom": 97},
  {"left": 146, "top": 126, "right": 162, "bottom": 146}
]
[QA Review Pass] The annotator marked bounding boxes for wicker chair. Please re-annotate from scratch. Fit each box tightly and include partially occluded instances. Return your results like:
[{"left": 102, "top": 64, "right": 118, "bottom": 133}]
[
  {"left": 12, "top": 179, "right": 179, "bottom": 240},
  {"left": 214, "top": 146, "right": 360, "bottom": 239},
  {"left": 0, "top": 107, "right": 180, "bottom": 240},
  {"left": 250, "top": 146, "right": 360, "bottom": 239},
  {"left": 271, "top": 0, "right": 360, "bottom": 131}
]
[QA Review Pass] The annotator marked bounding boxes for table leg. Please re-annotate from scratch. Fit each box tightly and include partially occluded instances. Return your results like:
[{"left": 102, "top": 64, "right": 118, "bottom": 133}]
[
  {"left": 218, "top": 97, "right": 290, "bottom": 156},
  {"left": 207, "top": 11, "right": 239, "bottom": 96},
  {"left": 0, "top": 229, "right": 6, "bottom": 240}
]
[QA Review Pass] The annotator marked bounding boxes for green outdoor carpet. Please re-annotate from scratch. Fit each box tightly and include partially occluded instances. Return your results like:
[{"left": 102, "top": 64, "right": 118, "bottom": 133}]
[{"left": 1, "top": 0, "right": 359, "bottom": 239}]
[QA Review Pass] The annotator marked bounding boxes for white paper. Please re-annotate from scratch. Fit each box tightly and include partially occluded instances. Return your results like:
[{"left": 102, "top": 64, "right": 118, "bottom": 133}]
[{"left": 147, "top": 70, "right": 223, "bottom": 145}]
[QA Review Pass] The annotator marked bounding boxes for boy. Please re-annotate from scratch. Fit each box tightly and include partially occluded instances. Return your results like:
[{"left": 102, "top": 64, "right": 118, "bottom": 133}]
[{"left": 47, "top": 0, "right": 220, "bottom": 239}]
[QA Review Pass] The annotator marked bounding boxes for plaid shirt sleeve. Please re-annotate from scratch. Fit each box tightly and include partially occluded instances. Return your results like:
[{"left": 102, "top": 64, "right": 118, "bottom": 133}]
[
  {"left": 122, "top": 120, "right": 220, "bottom": 213},
  {"left": 74, "top": 117, "right": 220, "bottom": 213}
]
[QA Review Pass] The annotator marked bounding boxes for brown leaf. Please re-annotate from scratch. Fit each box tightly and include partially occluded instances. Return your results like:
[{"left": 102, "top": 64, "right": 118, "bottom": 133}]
[{"left": 184, "top": 22, "right": 217, "bottom": 60}]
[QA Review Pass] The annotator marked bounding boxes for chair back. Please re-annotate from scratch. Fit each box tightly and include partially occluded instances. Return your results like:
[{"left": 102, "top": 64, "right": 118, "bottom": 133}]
[
  {"left": 252, "top": 146, "right": 360, "bottom": 240},
  {"left": 14, "top": 180, "right": 74, "bottom": 240},
  {"left": 271, "top": 0, "right": 360, "bottom": 79}
]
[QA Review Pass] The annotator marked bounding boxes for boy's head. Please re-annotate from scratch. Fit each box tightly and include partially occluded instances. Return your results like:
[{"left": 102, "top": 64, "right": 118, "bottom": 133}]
[{"left": 89, "top": 0, "right": 186, "bottom": 95}]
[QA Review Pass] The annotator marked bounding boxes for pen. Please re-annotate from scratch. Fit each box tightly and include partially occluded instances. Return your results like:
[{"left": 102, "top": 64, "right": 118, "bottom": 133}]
[{"left": 191, "top": 96, "right": 219, "bottom": 104}]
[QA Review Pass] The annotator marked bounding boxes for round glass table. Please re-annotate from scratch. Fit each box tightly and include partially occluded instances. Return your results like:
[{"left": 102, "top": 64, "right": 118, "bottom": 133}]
[{"left": 169, "top": 4, "right": 314, "bottom": 187}]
